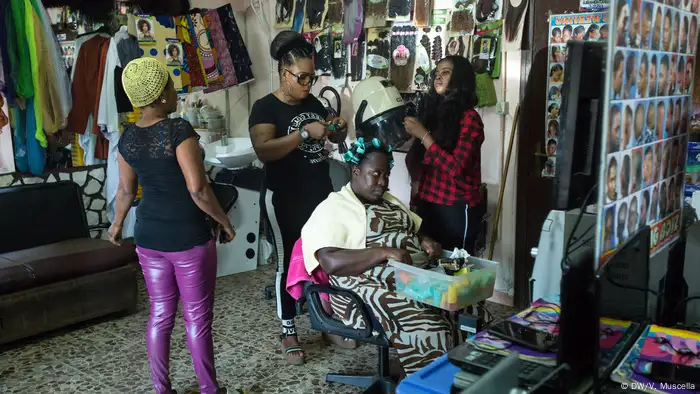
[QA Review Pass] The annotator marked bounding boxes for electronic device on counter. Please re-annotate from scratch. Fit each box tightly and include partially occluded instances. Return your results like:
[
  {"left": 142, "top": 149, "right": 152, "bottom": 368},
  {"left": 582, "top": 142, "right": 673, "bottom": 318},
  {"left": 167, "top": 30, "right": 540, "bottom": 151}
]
[
  {"left": 649, "top": 361, "right": 700, "bottom": 386},
  {"left": 552, "top": 40, "right": 606, "bottom": 211},
  {"left": 448, "top": 343, "right": 554, "bottom": 389},
  {"left": 455, "top": 353, "right": 526, "bottom": 394},
  {"left": 487, "top": 320, "right": 558, "bottom": 353}
]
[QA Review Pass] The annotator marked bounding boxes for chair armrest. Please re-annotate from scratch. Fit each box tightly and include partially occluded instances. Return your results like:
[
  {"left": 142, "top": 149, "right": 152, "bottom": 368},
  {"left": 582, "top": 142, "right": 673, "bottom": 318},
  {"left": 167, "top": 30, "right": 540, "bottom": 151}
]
[
  {"left": 89, "top": 224, "right": 110, "bottom": 231},
  {"left": 304, "top": 282, "right": 374, "bottom": 340}
]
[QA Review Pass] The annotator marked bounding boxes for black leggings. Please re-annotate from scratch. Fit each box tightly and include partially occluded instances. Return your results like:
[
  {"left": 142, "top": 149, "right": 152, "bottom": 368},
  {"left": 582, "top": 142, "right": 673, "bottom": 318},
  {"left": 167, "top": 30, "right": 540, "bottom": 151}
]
[
  {"left": 261, "top": 189, "right": 320, "bottom": 321},
  {"left": 416, "top": 199, "right": 485, "bottom": 255}
]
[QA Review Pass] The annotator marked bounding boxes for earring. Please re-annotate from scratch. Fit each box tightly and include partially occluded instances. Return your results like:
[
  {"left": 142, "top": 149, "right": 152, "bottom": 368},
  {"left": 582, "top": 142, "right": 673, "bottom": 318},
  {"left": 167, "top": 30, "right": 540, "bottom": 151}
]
[{"left": 161, "top": 98, "right": 167, "bottom": 104}]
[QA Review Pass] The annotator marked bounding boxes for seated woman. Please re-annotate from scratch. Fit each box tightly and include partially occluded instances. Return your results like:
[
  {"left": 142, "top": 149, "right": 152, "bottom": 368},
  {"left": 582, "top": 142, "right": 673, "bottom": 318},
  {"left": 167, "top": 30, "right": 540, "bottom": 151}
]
[{"left": 301, "top": 138, "right": 455, "bottom": 375}]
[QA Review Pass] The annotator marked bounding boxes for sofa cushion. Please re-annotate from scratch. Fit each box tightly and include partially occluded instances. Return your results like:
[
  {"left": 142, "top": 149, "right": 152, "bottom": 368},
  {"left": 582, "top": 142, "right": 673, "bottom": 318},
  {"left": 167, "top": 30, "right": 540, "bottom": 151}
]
[{"left": 0, "top": 238, "right": 136, "bottom": 296}]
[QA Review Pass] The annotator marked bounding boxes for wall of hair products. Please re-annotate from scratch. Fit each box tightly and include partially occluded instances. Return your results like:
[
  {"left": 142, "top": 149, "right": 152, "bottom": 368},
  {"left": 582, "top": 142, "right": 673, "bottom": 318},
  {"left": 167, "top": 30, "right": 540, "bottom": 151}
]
[
  {"left": 272, "top": 0, "right": 526, "bottom": 103},
  {"left": 597, "top": 0, "right": 699, "bottom": 266},
  {"left": 543, "top": 11, "right": 610, "bottom": 177}
]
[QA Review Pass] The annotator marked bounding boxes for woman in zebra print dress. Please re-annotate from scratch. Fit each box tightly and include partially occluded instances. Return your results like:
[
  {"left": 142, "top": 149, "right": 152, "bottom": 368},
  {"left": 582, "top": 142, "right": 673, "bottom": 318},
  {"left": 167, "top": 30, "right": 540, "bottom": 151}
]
[{"left": 301, "top": 138, "right": 456, "bottom": 375}]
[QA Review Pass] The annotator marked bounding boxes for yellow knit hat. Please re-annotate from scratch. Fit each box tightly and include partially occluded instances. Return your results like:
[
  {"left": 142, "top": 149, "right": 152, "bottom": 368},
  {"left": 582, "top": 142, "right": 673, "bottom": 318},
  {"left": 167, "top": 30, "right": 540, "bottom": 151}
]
[{"left": 122, "top": 58, "right": 170, "bottom": 108}]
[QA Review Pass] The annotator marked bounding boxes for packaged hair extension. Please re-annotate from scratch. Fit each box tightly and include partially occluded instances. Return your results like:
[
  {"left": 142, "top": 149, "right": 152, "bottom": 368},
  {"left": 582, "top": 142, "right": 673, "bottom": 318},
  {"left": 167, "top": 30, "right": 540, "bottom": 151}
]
[
  {"left": 445, "top": 36, "right": 468, "bottom": 57},
  {"left": 331, "top": 26, "right": 348, "bottom": 80},
  {"left": 475, "top": 0, "right": 502, "bottom": 23},
  {"left": 304, "top": 0, "right": 328, "bottom": 32},
  {"left": 308, "top": 28, "right": 333, "bottom": 75},
  {"left": 350, "top": 33, "right": 366, "bottom": 81},
  {"left": 428, "top": 25, "right": 446, "bottom": 63},
  {"left": 274, "top": 0, "right": 296, "bottom": 28},
  {"left": 411, "top": 30, "right": 431, "bottom": 91},
  {"left": 365, "top": 27, "right": 392, "bottom": 78},
  {"left": 451, "top": 0, "right": 476, "bottom": 35},
  {"left": 325, "top": 0, "right": 344, "bottom": 24},
  {"left": 390, "top": 25, "right": 417, "bottom": 92},
  {"left": 414, "top": 0, "right": 432, "bottom": 27},
  {"left": 364, "top": 0, "right": 389, "bottom": 28},
  {"left": 292, "top": 0, "right": 306, "bottom": 33},
  {"left": 387, "top": 0, "right": 412, "bottom": 22},
  {"left": 343, "top": 0, "right": 364, "bottom": 44},
  {"left": 472, "top": 20, "right": 502, "bottom": 78}
]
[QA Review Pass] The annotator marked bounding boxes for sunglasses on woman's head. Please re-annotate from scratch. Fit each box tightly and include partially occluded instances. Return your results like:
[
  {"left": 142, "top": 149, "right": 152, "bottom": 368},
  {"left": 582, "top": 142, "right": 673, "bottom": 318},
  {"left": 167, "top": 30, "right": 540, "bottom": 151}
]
[{"left": 285, "top": 70, "right": 318, "bottom": 87}]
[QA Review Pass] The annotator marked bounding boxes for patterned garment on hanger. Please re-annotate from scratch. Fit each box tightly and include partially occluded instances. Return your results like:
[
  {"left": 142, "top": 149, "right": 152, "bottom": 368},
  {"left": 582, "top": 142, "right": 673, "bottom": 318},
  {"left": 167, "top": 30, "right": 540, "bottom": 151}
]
[
  {"left": 177, "top": 15, "right": 205, "bottom": 90},
  {"left": 203, "top": 9, "right": 237, "bottom": 93},
  {"left": 187, "top": 12, "right": 223, "bottom": 86},
  {"left": 216, "top": 4, "right": 254, "bottom": 84}
]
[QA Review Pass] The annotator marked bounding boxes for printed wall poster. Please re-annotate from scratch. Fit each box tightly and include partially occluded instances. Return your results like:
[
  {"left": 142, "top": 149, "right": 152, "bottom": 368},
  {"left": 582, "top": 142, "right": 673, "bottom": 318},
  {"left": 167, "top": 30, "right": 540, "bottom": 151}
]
[
  {"left": 688, "top": 53, "right": 700, "bottom": 198},
  {"left": 580, "top": 0, "right": 610, "bottom": 11},
  {"left": 542, "top": 12, "right": 609, "bottom": 177},
  {"left": 135, "top": 15, "right": 157, "bottom": 44},
  {"left": 597, "top": 0, "right": 698, "bottom": 266},
  {"left": 0, "top": 93, "right": 14, "bottom": 174},
  {"left": 165, "top": 39, "right": 183, "bottom": 66}
]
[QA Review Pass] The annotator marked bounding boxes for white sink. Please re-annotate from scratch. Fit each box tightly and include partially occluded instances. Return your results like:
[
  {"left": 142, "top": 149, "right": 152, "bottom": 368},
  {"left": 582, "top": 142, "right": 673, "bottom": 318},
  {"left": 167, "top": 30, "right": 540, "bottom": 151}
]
[{"left": 203, "top": 137, "right": 258, "bottom": 169}]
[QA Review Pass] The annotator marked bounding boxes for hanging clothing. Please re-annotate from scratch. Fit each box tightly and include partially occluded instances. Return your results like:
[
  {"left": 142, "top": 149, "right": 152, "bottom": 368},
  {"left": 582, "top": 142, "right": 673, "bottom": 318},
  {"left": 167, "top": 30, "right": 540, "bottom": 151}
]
[
  {"left": 66, "top": 35, "right": 110, "bottom": 159},
  {"left": 177, "top": 15, "right": 206, "bottom": 89},
  {"left": 217, "top": 4, "right": 254, "bottom": 84},
  {"left": 8, "top": 0, "right": 32, "bottom": 98},
  {"left": 12, "top": 98, "right": 45, "bottom": 174},
  {"left": 24, "top": 0, "right": 46, "bottom": 148},
  {"left": 116, "top": 32, "right": 140, "bottom": 67},
  {"left": 187, "top": 12, "right": 223, "bottom": 86},
  {"left": 203, "top": 9, "right": 237, "bottom": 93},
  {"left": 36, "top": 1, "right": 71, "bottom": 129},
  {"left": 97, "top": 37, "right": 120, "bottom": 135},
  {"left": 0, "top": 2, "right": 16, "bottom": 105}
]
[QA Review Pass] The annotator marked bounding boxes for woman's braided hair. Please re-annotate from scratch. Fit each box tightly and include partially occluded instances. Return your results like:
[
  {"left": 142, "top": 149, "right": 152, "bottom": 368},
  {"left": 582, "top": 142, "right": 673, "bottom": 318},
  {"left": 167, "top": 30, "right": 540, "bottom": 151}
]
[{"left": 344, "top": 138, "right": 394, "bottom": 169}]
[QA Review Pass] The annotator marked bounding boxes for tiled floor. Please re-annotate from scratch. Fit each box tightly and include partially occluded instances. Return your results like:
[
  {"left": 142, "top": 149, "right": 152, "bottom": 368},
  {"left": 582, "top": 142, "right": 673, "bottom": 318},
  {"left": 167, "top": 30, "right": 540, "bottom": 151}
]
[{"left": 0, "top": 264, "right": 515, "bottom": 394}]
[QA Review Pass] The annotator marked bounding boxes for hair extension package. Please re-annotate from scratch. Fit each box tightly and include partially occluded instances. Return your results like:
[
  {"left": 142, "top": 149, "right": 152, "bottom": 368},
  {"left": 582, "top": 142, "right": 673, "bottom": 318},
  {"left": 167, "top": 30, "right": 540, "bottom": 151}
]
[
  {"left": 472, "top": 20, "right": 503, "bottom": 78},
  {"left": 412, "top": 28, "right": 432, "bottom": 91},
  {"left": 451, "top": 0, "right": 477, "bottom": 34},
  {"left": 364, "top": 0, "right": 389, "bottom": 28},
  {"left": 325, "top": 0, "right": 344, "bottom": 24},
  {"left": 414, "top": 0, "right": 432, "bottom": 27},
  {"left": 304, "top": 28, "right": 333, "bottom": 75},
  {"left": 274, "top": 0, "right": 296, "bottom": 28},
  {"left": 351, "top": 33, "right": 367, "bottom": 81},
  {"left": 366, "top": 27, "right": 392, "bottom": 78},
  {"left": 304, "top": 0, "right": 328, "bottom": 32},
  {"left": 331, "top": 25, "right": 348, "bottom": 80},
  {"left": 292, "top": 0, "right": 307, "bottom": 32},
  {"left": 387, "top": 0, "right": 412, "bottom": 22},
  {"left": 390, "top": 25, "right": 418, "bottom": 92}
]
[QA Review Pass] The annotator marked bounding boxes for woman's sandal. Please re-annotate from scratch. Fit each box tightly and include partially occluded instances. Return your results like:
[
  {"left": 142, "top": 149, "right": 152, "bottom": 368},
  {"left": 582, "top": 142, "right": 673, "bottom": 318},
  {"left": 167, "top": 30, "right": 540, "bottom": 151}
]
[
  {"left": 323, "top": 332, "right": 358, "bottom": 349},
  {"left": 281, "top": 333, "right": 305, "bottom": 365}
]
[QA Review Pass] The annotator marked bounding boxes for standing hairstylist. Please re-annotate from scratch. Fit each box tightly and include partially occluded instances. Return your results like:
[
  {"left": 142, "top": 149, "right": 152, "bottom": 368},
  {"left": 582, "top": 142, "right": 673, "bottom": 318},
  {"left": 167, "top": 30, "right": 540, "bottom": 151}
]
[
  {"left": 404, "top": 56, "right": 485, "bottom": 255},
  {"left": 249, "top": 31, "right": 347, "bottom": 365}
]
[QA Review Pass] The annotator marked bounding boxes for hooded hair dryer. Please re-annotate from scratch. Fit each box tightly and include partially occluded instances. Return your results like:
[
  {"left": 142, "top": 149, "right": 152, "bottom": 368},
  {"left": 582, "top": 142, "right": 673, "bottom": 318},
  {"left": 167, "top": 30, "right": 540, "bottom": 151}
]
[{"left": 352, "top": 77, "right": 412, "bottom": 148}]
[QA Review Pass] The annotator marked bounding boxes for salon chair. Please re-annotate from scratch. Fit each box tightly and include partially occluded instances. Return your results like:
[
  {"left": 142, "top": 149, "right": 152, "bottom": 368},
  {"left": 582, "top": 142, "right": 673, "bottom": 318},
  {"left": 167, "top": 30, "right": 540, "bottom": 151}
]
[{"left": 301, "top": 282, "right": 397, "bottom": 394}]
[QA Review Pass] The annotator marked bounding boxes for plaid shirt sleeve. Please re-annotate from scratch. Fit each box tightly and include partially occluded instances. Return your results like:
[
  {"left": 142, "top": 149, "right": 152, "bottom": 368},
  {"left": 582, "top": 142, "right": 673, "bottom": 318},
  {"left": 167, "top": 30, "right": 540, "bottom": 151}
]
[{"left": 422, "top": 109, "right": 484, "bottom": 176}]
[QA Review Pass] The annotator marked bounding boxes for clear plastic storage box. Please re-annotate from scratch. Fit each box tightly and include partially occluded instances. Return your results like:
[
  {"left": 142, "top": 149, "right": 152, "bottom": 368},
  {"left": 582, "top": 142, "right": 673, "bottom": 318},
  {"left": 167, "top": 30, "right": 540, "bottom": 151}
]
[{"left": 389, "top": 254, "right": 499, "bottom": 312}]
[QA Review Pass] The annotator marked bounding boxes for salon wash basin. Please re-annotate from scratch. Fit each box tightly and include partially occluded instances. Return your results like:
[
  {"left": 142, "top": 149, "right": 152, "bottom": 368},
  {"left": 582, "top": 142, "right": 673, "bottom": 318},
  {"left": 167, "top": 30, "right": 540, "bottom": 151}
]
[{"left": 203, "top": 137, "right": 258, "bottom": 169}]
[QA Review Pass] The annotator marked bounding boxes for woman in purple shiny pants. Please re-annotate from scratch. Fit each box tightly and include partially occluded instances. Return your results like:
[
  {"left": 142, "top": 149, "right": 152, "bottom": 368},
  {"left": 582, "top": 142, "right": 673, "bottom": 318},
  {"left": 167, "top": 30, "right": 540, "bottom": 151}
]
[{"left": 108, "top": 58, "right": 237, "bottom": 394}]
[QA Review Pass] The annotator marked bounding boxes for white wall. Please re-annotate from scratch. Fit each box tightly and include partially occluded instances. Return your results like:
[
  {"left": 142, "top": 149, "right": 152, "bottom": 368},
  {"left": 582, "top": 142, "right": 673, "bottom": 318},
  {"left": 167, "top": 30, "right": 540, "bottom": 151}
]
[{"left": 238, "top": 2, "right": 520, "bottom": 297}]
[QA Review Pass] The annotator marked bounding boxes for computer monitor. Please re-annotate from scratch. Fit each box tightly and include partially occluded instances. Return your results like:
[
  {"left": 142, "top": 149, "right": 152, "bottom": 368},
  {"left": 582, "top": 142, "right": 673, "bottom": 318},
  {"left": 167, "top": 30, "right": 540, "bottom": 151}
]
[
  {"left": 553, "top": 40, "right": 607, "bottom": 210},
  {"left": 595, "top": 226, "right": 650, "bottom": 383},
  {"left": 557, "top": 243, "right": 599, "bottom": 390}
]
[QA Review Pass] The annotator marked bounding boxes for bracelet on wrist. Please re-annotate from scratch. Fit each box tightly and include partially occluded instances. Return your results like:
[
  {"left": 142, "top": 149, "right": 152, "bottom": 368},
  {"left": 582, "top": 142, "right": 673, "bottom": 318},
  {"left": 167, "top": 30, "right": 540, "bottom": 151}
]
[{"left": 421, "top": 131, "right": 431, "bottom": 144}]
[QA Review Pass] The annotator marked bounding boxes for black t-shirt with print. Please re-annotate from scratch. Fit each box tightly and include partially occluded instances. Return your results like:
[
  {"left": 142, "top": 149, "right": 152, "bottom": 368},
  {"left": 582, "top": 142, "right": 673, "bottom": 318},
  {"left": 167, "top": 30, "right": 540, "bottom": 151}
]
[{"left": 249, "top": 93, "right": 332, "bottom": 201}]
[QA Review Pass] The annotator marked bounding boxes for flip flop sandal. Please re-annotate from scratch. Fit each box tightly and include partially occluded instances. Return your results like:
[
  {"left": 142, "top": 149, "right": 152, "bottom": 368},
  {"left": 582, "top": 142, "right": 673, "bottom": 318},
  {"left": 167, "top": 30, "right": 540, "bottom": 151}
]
[
  {"left": 281, "top": 334, "right": 306, "bottom": 365},
  {"left": 323, "top": 332, "right": 358, "bottom": 349}
]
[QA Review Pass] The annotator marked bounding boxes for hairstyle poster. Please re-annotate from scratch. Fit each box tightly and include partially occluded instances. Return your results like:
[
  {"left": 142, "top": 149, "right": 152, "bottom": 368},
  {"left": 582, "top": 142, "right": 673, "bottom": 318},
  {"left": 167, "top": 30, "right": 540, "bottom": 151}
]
[
  {"left": 597, "top": 0, "right": 698, "bottom": 266},
  {"left": 135, "top": 15, "right": 157, "bottom": 44},
  {"left": 0, "top": 93, "right": 14, "bottom": 174},
  {"left": 543, "top": 12, "right": 609, "bottom": 177},
  {"left": 165, "top": 39, "right": 183, "bottom": 66}
]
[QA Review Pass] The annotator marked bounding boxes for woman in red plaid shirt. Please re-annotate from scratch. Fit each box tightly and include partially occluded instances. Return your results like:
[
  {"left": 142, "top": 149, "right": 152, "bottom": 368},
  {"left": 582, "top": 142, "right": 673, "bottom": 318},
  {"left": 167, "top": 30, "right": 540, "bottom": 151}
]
[{"left": 404, "top": 56, "right": 485, "bottom": 254}]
